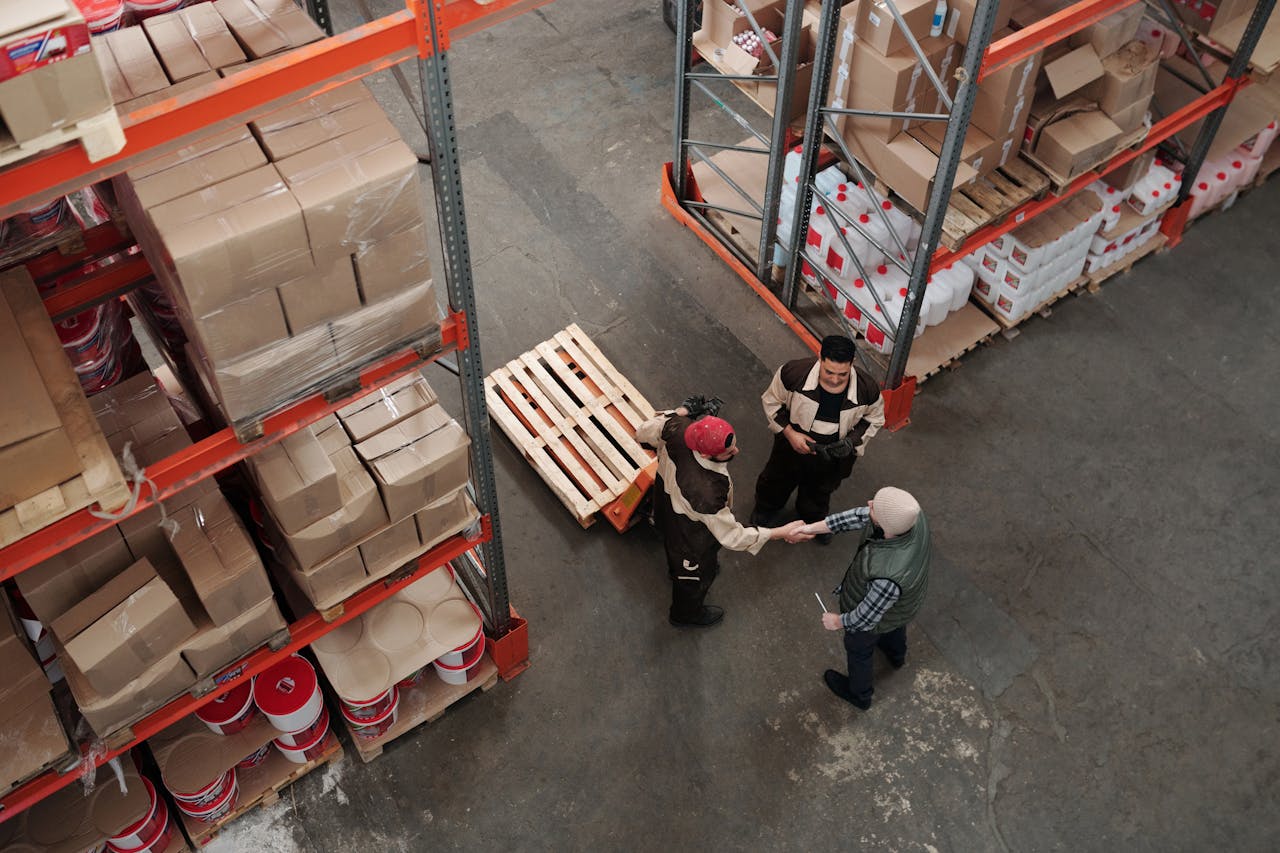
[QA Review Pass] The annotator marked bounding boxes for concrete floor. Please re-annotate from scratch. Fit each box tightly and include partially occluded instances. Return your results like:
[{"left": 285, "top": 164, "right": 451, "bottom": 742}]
[{"left": 210, "top": 1, "right": 1280, "bottom": 850}]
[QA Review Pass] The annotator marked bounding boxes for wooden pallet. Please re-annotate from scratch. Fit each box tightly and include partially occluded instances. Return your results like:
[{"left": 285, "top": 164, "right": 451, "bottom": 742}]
[
  {"left": 940, "top": 158, "right": 1050, "bottom": 250},
  {"left": 183, "top": 732, "right": 344, "bottom": 847},
  {"left": 0, "top": 270, "right": 131, "bottom": 549},
  {"left": 1024, "top": 125, "right": 1149, "bottom": 194},
  {"left": 1086, "top": 234, "right": 1167, "bottom": 290},
  {"left": 0, "top": 107, "right": 125, "bottom": 170},
  {"left": 974, "top": 275, "right": 1089, "bottom": 333},
  {"left": 486, "top": 324, "right": 657, "bottom": 531},
  {"left": 346, "top": 653, "right": 500, "bottom": 764}
]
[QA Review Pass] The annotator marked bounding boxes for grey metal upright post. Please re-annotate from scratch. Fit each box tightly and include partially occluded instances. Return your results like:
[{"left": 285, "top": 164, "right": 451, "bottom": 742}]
[
  {"left": 782, "top": 0, "right": 843, "bottom": 308},
  {"left": 672, "top": 0, "right": 696, "bottom": 201},
  {"left": 885, "top": 0, "right": 1001, "bottom": 388},
  {"left": 305, "top": 0, "right": 334, "bottom": 36},
  {"left": 755, "top": 0, "right": 806, "bottom": 282},
  {"left": 418, "top": 4, "right": 511, "bottom": 636},
  {"left": 1173, "top": 0, "right": 1277, "bottom": 205}
]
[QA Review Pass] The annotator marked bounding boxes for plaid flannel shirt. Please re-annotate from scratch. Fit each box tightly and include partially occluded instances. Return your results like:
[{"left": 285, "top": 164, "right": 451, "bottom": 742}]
[{"left": 827, "top": 506, "right": 901, "bottom": 632}]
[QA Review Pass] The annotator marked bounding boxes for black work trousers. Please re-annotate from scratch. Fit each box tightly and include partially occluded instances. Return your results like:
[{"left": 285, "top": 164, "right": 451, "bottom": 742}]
[
  {"left": 844, "top": 626, "right": 908, "bottom": 703},
  {"left": 753, "top": 432, "right": 857, "bottom": 523},
  {"left": 653, "top": 477, "right": 722, "bottom": 621}
]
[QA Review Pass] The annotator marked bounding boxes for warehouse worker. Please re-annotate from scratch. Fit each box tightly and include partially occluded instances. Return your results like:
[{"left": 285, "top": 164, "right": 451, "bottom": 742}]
[
  {"left": 637, "top": 399, "right": 808, "bottom": 628},
  {"left": 800, "top": 487, "right": 930, "bottom": 710},
  {"left": 750, "top": 335, "right": 885, "bottom": 545}
]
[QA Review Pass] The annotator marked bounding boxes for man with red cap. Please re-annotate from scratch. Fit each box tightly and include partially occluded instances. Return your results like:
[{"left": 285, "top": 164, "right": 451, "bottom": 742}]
[{"left": 636, "top": 402, "right": 808, "bottom": 627}]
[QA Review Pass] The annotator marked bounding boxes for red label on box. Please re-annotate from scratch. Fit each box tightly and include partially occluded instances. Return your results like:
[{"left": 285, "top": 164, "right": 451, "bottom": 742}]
[{"left": 0, "top": 22, "right": 91, "bottom": 82}]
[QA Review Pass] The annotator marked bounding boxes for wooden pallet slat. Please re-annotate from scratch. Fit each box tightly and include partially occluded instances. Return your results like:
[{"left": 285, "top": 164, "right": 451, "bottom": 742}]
[
  {"left": 1086, "top": 233, "right": 1167, "bottom": 290},
  {"left": 940, "top": 157, "right": 1051, "bottom": 250},
  {"left": 551, "top": 331, "right": 654, "bottom": 446},
  {"left": 0, "top": 108, "right": 125, "bottom": 170}
]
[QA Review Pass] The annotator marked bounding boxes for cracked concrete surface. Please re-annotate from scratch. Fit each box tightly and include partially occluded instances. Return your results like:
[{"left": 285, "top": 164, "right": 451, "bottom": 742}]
[{"left": 215, "top": 0, "right": 1280, "bottom": 849}]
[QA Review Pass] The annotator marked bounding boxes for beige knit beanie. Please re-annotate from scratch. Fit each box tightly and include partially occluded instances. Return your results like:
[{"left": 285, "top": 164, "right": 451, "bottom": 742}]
[{"left": 873, "top": 487, "right": 920, "bottom": 537}]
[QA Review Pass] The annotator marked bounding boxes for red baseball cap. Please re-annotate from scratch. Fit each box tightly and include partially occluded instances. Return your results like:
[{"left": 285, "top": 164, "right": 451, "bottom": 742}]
[{"left": 684, "top": 416, "right": 735, "bottom": 457}]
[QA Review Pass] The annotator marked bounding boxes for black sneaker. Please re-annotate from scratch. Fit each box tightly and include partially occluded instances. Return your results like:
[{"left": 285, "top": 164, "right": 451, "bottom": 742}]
[
  {"left": 669, "top": 605, "right": 725, "bottom": 628},
  {"left": 823, "top": 669, "right": 871, "bottom": 710}
]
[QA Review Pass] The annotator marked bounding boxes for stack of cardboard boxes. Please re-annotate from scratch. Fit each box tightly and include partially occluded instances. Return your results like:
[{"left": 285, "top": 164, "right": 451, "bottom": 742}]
[
  {"left": 108, "top": 2, "right": 439, "bottom": 426},
  {"left": 15, "top": 374, "right": 286, "bottom": 736},
  {"left": 1020, "top": 1, "right": 1156, "bottom": 180},
  {"left": 249, "top": 375, "right": 477, "bottom": 611},
  {"left": 695, "top": 0, "right": 819, "bottom": 120},
  {"left": 0, "top": 605, "right": 71, "bottom": 797}
]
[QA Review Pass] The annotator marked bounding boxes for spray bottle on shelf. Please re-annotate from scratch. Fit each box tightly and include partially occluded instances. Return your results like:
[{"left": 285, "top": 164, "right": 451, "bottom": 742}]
[{"left": 930, "top": 0, "right": 947, "bottom": 37}]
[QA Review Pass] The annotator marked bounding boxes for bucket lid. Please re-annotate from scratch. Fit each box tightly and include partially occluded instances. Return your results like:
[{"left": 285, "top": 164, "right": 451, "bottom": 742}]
[
  {"left": 56, "top": 306, "right": 106, "bottom": 348},
  {"left": 341, "top": 688, "right": 392, "bottom": 709},
  {"left": 253, "top": 654, "right": 318, "bottom": 716},
  {"left": 108, "top": 778, "right": 158, "bottom": 842},
  {"left": 171, "top": 769, "right": 232, "bottom": 802},
  {"left": 73, "top": 0, "right": 124, "bottom": 20},
  {"left": 196, "top": 681, "right": 254, "bottom": 727}
]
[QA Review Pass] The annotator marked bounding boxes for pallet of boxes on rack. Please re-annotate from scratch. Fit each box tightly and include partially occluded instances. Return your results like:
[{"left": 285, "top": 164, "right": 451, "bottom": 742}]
[{"left": 11, "top": 371, "right": 289, "bottom": 743}]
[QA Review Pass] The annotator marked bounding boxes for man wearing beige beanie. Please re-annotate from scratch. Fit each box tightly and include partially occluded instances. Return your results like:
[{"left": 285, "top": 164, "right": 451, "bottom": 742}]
[{"left": 797, "top": 486, "right": 931, "bottom": 710}]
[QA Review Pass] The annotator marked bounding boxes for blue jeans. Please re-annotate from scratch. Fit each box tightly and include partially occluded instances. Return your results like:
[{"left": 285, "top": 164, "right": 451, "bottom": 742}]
[{"left": 844, "top": 626, "right": 907, "bottom": 703}]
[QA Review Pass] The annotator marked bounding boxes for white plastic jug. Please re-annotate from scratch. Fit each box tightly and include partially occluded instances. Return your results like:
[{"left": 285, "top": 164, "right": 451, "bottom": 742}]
[
  {"left": 921, "top": 278, "right": 951, "bottom": 326},
  {"left": 1253, "top": 120, "right": 1279, "bottom": 156},
  {"left": 870, "top": 262, "right": 907, "bottom": 307},
  {"left": 875, "top": 199, "right": 915, "bottom": 250},
  {"left": 816, "top": 166, "right": 849, "bottom": 197},
  {"left": 937, "top": 263, "right": 975, "bottom": 312},
  {"left": 854, "top": 211, "right": 894, "bottom": 257},
  {"left": 1235, "top": 147, "right": 1263, "bottom": 184}
]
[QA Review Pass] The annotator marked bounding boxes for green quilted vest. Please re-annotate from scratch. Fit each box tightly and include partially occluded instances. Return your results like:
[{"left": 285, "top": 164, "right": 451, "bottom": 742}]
[{"left": 838, "top": 511, "right": 931, "bottom": 632}]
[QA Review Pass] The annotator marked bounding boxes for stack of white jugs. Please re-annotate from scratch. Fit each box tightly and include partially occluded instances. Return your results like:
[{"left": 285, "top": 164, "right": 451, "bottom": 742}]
[
  {"left": 964, "top": 193, "right": 1104, "bottom": 324},
  {"left": 1080, "top": 160, "right": 1179, "bottom": 275},
  {"left": 775, "top": 151, "right": 974, "bottom": 355},
  {"left": 1186, "top": 118, "right": 1278, "bottom": 219}
]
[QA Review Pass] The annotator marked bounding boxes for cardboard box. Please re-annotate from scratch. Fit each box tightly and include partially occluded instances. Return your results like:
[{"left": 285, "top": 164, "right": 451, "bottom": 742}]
[
  {"left": 277, "top": 257, "right": 362, "bottom": 334},
  {"left": 277, "top": 124, "right": 423, "bottom": 266},
  {"left": 168, "top": 491, "right": 273, "bottom": 626},
  {"left": 103, "top": 26, "right": 169, "bottom": 103},
  {"left": 1, "top": 758, "right": 153, "bottom": 853},
  {"left": 699, "top": 0, "right": 775, "bottom": 47},
  {"left": 752, "top": 22, "right": 817, "bottom": 122},
  {"left": 1093, "top": 40, "right": 1159, "bottom": 115},
  {"left": 1068, "top": 3, "right": 1144, "bottom": 57},
  {"left": 314, "top": 413, "right": 351, "bottom": 456},
  {"left": 0, "top": 278, "right": 80, "bottom": 510},
  {"left": 214, "top": 0, "right": 325, "bottom": 58},
  {"left": 1033, "top": 109, "right": 1123, "bottom": 179},
  {"left": 187, "top": 286, "right": 289, "bottom": 363},
  {"left": 249, "top": 81, "right": 376, "bottom": 137},
  {"left": 207, "top": 323, "right": 340, "bottom": 422},
  {"left": 844, "top": 124, "right": 979, "bottom": 212},
  {"left": 330, "top": 281, "right": 442, "bottom": 365},
  {"left": 15, "top": 530, "right": 133, "bottom": 624},
  {"left": 912, "top": 123, "right": 997, "bottom": 175},
  {"left": 0, "top": 2, "right": 110, "bottom": 143},
  {"left": 104, "top": 408, "right": 191, "bottom": 468},
  {"left": 94, "top": 34, "right": 132, "bottom": 105},
  {"left": 62, "top": 644, "right": 194, "bottom": 736},
  {"left": 89, "top": 369, "right": 178, "bottom": 434},
  {"left": 176, "top": 2, "right": 247, "bottom": 69},
  {"left": 353, "top": 405, "right": 452, "bottom": 463},
  {"left": 1103, "top": 148, "right": 1156, "bottom": 192},
  {"left": 256, "top": 98, "right": 395, "bottom": 162},
  {"left": 247, "top": 426, "right": 342, "bottom": 535},
  {"left": 338, "top": 376, "right": 438, "bottom": 444},
  {"left": 1106, "top": 94, "right": 1151, "bottom": 135},
  {"left": 0, "top": 612, "right": 70, "bottom": 793},
  {"left": 1042, "top": 44, "right": 1105, "bottom": 100},
  {"left": 364, "top": 419, "right": 472, "bottom": 522},
  {"left": 281, "top": 446, "right": 387, "bottom": 569},
  {"left": 352, "top": 222, "right": 432, "bottom": 305},
  {"left": 130, "top": 134, "right": 267, "bottom": 210},
  {"left": 181, "top": 594, "right": 284, "bottom": 676},
  {"left": 127, "top": 127, "right": 255, "bottom": 183},
  {"left": 358, "top": 516, "right": 420, "bottom": 577},
  {"left": 945, "top": 0, "right": 1014, "bottom": 44},
  {"left": 855, "top": 0, "right": 937, "bottom": 57},
  {"left": 150, "top": 164, "right": 314, "bottom": 316},
  {"left": 290, "top": 547, "right": 366, "bottom": 605},
  {"left": 414, "top": 487, "right": 479, "bottom": 551},
  {"left": 117, "top": 69, "right": 218, "bottom": 114},
  {"left": 143, "top": 12, "right": 214, "bottom": 81},
  {"left": 50, "top": 558, "right": 197, "bottom": 696},
  {"left": 970, "top": 40, "right": 1042, "bottom": 138},
  {"left": 120, "top": 478, "right": 219, "bottom": 569}
]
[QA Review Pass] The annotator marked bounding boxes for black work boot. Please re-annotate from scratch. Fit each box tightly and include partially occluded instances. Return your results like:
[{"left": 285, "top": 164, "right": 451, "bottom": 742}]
[
  {"left": 669, "top": 605, "right": 725, "bottom": 628},
  {"left": 824, "top": 669, "right": 871, "bottom": 710}
]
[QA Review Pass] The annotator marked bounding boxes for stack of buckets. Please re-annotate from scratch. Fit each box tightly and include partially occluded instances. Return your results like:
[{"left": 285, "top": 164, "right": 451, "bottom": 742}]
[
  {"left": 52, "top": 300, "right": 144, "bottom": 396},
  {"left": 124, "top": 0, "right": 186, "bottom": 21},
  {"left": 338, "top": 686, "right": 400, "bottom": 741},
  {"left": 74, "top": 0, "right": 126, "bottom": 34},
  {"left": 104, "top": 776, "right": 175, "bottom": 853},
  {"left": 10, "top": 589, "right": 64, "bottom": 683},
  {"left": 432, "top": 604, "right": 487, "bottom": 686},
  {"left": 253, "top": 654, "right": 332, "bottom": 765}
]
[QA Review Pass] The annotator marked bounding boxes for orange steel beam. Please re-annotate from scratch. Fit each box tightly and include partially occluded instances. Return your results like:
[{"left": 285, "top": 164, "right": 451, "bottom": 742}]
[
  {"left": 661, "top": 161, "right": 822, "bottom": 356},
  {"left": 0, "top": 314, "right": 463, "bottom": 580},
  {"left": 40, "top": 252, "right": 152, "bottom": 321},
  {"left": 931, "top": 79, "right": 1241, "bottom": 272},
  {"left": 980, "top": 0, "right": 1144, "bottom": 79},
  {"left": 23, "top": 222, "right": 134, "bottom": 282},
  {"left": 0, "top": 526, "right": 488, "bottom": 824}
]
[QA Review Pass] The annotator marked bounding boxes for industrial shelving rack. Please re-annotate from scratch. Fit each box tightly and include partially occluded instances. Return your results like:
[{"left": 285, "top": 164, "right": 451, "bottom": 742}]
[
  {"left": 664, "top": 0, "right": 1277, "bottom": 427},
  {"left": 0, "top": 0, "right": 543, "bottom": 825}
]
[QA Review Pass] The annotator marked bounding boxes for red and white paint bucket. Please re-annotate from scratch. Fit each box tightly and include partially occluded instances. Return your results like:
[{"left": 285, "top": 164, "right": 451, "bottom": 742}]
[
  {"left": 74, "top": 0, "right": 126, "bottom": 33},
  {"left": 196, "top": 680, "right": 258, "bottom": 736},
  {"left": 341, "top": 690, "right": 399, "bottom": 741},
  {"left": 254, "top": 654, "right": 323, "bottom": 733},
  {"left": 339, "top": 688, "right": 395, "bottom": 722},
  {"left": 237, "top": 743, "right": 271, "bottom": 770},
  {"left": 434, "top": 609, "right": 484, "bottom": 668},
  {"left": 432, "top": 637, "right": 486, "bottom": 686},
  {"left": 396, "top": 667, "right": 426, "bottom": 690},
  {"left": 21, "top": 197, "right": 68, "bottom": 238},
  {"left": 124, "top": 0, "right": 185, "bottom": 20},
  {"left": 169, "top": 769, "right": 233, "bottom": 808},
  {"left": 274, "top": 705, "right": 330, "bottom": 748},
  {"left": 274, "top": 724, "right": 331, "bottom": 765},
  {"left": 106, "top": 777, "right": 174, "bottom": 853},
  {"left": 177, "top": 772, "right": 239, "bottom": 823}
]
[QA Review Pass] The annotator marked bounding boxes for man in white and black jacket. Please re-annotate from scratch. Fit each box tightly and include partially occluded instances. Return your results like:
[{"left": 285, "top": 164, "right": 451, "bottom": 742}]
[
  {"left": 637, "top": 403, "right": 807, "bottom": 628},
  {"left": 749, "top": 335, "right": 886, "bottom": 543}
]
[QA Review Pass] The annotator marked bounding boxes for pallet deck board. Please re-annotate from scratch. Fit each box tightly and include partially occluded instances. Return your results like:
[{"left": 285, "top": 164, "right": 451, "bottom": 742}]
[
  {"left": 347, "top": 654, "right": 500, "bottom": 764},
  {"left": 0, "top": 108, "right": 125, "bottom": 170},
  {"left": 1086, "top": 234, "right": 1167, "bottom": 290},
  {"left": 939, "top": 158, "right": 1050, "bottom": 250},
  {"left": 975, "top": 275, "right": 1090, "bottom": 331}
]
